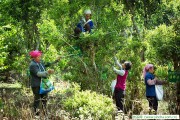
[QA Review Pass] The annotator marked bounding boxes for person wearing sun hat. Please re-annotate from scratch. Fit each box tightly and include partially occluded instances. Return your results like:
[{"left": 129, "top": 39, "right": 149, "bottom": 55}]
[
  {"left": 29, "top": 50, "right": 60, "bottom": 117},
  {"left": 74, "top": 9, "right": 94, "bottom": 39}
]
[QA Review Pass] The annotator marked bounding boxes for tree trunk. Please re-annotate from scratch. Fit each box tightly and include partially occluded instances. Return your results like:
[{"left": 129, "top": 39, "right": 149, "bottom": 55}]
[
  {"left": 90, "top": 43, "right": 97, "bottom": 71},
  {"left": 174, "top": 59, "right": 180, "bottom": 115}
]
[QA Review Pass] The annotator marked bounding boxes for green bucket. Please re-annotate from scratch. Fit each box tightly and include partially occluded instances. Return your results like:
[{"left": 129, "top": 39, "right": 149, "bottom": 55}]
[{"left": 168, "top": 70, "right": 180, "bottom": 82}]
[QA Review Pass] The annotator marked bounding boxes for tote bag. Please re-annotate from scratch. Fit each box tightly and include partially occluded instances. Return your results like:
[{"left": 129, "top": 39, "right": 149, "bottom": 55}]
[
  {"left": 155, "top": 85, "right": 163, "bottom": 101},
  {"left": 39, "top": 78, "right": 54, "bottom": 94},
  {"left": 111, "top": 79, "right": 117, "bottom": 94},
  {"left": 37, "top": 63, "right": 54, "bottom": 94}
]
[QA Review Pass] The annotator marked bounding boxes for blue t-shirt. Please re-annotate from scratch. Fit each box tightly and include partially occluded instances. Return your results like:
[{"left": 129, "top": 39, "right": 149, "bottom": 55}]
[
  {"left": 145, "top": 72, "right": 156, "bottom": 96},
  {"left": 77, "top": 19, "right": 94, "bottom": 32}
]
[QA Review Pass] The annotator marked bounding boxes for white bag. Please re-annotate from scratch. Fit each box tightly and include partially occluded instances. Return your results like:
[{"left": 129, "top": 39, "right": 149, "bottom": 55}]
[
  {"left": 155, "top": 85, "right": 163, "bottom": 101},
  {"left": 111, "top": 79, "right": 117, "bottom": 93}
]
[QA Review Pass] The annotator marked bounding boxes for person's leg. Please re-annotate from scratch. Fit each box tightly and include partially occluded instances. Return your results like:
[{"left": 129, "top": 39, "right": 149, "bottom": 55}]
[
  {"left": 114, "top": 88, "right": 125, "bottom": 111},
  {"left": 152, "top": 97, "right": 158, "bottom": 114},
  {"left": 41, "top": 93, "right": 48, "bottom": 115},
  {"left": 147, "top": 96, "right": 153, "bottom": 114},
  {"left": 147, "top": 96, "right": 158, "bottom": 114},
  {"left": 32, "top": 87, "right": 41, "bottom": 115},
  {"left": 84, "top": 24, "right": 91, "bottom": 33}
]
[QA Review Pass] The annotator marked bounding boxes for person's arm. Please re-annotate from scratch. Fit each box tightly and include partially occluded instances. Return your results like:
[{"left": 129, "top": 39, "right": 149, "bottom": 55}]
[
  {"left": 37, "top": 71, "right": 48, "bottom": 77},
  {"left": 44, "top": 60, "right": 58, "bottom": 67},
  {"left": 156, "top": 79, "right": 168, "bottom": 85},
  {"left": 44, "top": 57, "right": 60, "bottom": 67},
  {"left": 88, "top": 20, "right": 94, "bottom": 29},
  {"left": 77, "top": 22, "right": 84, "bottom": 32},
  {"left": 114, "top": 56, "right": 122, "bottom": 69},
  {"left": 147, "top": 78, "right": 157, "bottom": 85},
  {"left": 113, "top": 67, "right": 125, "bottom": 76},
  {"left": 30, "top": 64, "right": 48, "bottom": 77}
]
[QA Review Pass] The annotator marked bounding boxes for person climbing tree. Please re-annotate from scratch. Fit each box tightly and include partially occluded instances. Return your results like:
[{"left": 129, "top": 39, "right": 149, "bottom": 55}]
[
  {"left": 74, "top": 9, "right": 94, "bottom": 39},
  {"left": 29, "top": 50, "right": 60, "bottom": 118},
  {"left": 142, "top": 64, "right": 168, "bottom": 115},
  {"left": 112, "top": 56, "right": 131, "bottom": 113}
]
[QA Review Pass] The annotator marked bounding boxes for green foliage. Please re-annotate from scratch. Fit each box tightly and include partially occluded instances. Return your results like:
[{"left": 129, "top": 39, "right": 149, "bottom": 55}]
[
  {"left": 146, "top": 24, "right": 179, "bottom": 62},
  {"left": 0, "top": 30, "right": 8, "bottom": 70},
  {"left": 0, "top": 0, "right": 180, "bottom": 116},
  {"left": 62, "top": 84, "right": 115, "bottom": 119},
  {"left": 0, "top": 25, "right": 25, "bottom": 72},
  {"left": 37, "top": 19, "right": 64, "bottom": 49},
  {"left": 155, "top": 66, "right": 168, "bottom": 79}
]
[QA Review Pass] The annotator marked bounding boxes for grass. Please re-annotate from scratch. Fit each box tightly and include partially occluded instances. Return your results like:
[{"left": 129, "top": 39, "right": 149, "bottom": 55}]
[
  {"left": 140, "top": 99, "right": 169, "bottom": 115},
  {"left": 0, "top": 81, "right": 170, "bottom": 119},
  {"left": 115, "top": 99, "right": 170, "bottom": 120}
]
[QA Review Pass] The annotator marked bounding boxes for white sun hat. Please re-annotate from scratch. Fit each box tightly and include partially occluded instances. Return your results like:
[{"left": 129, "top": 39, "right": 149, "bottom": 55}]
[{"left": 84, "top": 9, "right": 91, "bottom": 14}]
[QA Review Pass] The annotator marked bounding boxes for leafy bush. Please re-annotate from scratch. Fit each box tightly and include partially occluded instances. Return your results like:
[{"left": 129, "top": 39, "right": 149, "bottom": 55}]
[
  {"left": 61, "top": 83, "right": 115, "bottom": 119},
  {"left": 155, "top": 65, "right": 168, "bottom": 79}
]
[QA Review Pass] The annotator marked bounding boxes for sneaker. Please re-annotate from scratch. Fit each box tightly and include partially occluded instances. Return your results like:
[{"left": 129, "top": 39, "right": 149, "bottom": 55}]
[
  {"left": 34, "top": 115, "right": 40, "bottom": 119},
  {"left": 118, "top": 110, "right": 123, "bottom": 113},
  {"left": 35, "top": 111, "right": 40, "bottom": 116},
  {"left": 117, "top": 110, "right": 124, "bottom": 116},
  {"left": 152, "top": 110, "right": 157, "bottom": 115},
  {"left": 149, "top": 108, "right": 152, "bottom": 115}
]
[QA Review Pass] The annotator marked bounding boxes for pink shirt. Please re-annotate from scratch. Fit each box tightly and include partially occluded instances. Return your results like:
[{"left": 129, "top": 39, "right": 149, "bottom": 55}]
[{"left": 115, "top": 70, "right": 128, "bottom": 90}]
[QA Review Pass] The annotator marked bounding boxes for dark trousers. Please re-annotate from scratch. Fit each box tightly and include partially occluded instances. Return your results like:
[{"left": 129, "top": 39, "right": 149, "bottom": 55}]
[
  {"left": 114, "top": 88, "right": 125, "bottom": 111},
  {"left": 32, "top": 87, "right": 48, "bottom": 114},
  {"left": 147, "top": 96, "right": 158, "bottom": 111}
]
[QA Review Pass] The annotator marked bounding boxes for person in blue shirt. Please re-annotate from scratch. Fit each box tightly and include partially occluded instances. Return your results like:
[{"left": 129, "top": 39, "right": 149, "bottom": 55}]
[
  {"left": 142, "top": 64, "right": 167, "bottom": 114},
  {"left": 74, "top": 9, "right": 94, "bottom": 39}
]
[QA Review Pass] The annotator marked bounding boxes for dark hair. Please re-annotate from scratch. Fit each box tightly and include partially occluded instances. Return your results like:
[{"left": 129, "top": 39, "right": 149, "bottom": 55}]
[
  {"left": 120, "top": 60, "right": 125, "bottom": 64},
  {"left": 74, "top": 27, "right": 81, "bottom": 34},
  {"left": 74, "top": 27, "right": 82, "bottom": 39},
  {"left": 84, "top": 23, "right": 91, "bottom": 32},
  {"left": 124, "top": 62, "right": 131, "bottom": 70}
]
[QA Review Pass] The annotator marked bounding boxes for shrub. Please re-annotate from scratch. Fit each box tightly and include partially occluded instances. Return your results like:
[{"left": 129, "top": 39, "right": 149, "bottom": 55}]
[{"left": 61, "top": 84, "right": 115, "bottom": 119}]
